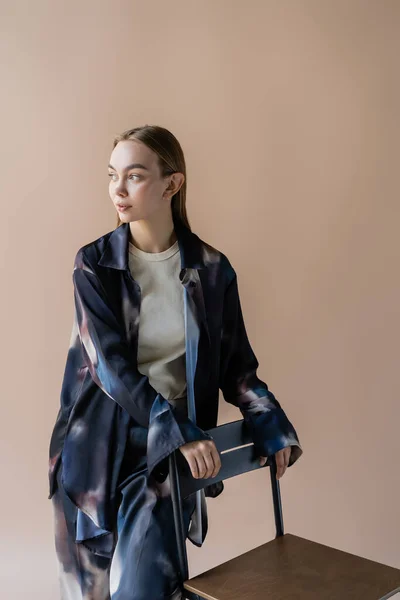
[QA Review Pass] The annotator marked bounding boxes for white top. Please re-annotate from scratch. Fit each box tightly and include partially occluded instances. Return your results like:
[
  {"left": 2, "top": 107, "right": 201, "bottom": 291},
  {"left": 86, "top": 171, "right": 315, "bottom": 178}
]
[{"left": 128, "top": 238, "right": 187, "bottom": 409}]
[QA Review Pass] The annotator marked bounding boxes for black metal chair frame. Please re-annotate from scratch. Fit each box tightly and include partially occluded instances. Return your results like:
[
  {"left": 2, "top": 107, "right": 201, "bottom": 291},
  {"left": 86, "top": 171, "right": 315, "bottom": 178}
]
[{"left": 169, "top": 418, "right": 284, "bottom": 600}]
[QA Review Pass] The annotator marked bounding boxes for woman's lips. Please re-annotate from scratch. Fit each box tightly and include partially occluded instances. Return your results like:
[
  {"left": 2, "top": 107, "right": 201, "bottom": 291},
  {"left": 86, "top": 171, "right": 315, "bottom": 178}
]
[{"left": 116, "top": 204, "right": 131, "bottom": 212}]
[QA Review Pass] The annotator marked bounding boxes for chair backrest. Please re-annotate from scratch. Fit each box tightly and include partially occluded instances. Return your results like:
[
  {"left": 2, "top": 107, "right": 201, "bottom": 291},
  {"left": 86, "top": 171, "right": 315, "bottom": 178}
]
[
  {"left": 176, "top": 419, "right": 271, "bottom": 493},
  {"left": 169, "top": 418, "right": 285, "bottom": 584}
]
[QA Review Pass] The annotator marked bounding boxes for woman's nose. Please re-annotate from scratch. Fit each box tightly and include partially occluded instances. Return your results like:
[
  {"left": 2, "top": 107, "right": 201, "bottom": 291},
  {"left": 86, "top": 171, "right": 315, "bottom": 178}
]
[{"left": 115, "top": 182, "right": 127, "bottom": 195}]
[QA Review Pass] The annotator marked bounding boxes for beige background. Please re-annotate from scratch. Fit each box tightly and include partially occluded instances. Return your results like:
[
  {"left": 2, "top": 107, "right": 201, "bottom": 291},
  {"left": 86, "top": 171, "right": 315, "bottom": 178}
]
[{"left": 1, "top": 1, "right": 399, "bottom": 598}]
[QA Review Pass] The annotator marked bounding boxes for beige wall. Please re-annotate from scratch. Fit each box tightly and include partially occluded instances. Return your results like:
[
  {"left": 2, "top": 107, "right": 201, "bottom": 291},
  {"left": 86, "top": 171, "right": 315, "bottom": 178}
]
[{"left": 1, "top": 1, "right": 399, "bottom": 597}]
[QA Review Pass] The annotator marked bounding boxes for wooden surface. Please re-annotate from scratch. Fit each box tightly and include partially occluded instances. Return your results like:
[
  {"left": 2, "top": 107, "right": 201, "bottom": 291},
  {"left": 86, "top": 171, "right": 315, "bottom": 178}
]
[{"left": 184, "top": 533, "right": 400, "bottom": 600}]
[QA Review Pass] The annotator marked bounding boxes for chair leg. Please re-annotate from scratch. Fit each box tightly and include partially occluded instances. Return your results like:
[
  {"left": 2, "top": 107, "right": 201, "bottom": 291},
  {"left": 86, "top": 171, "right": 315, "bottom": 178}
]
[
  {"left": 269, "top": 454, "right": 284, "bottom": 537},
  {"left": 169, "top": 452, "right": 189, "bottom": 581}
]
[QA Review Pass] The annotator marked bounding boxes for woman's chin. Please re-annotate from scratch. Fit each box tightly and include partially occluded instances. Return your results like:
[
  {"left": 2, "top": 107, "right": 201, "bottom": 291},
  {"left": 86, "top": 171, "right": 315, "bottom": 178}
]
[{"left": 117, "top": 211, "right": 131, "bottom": 221}]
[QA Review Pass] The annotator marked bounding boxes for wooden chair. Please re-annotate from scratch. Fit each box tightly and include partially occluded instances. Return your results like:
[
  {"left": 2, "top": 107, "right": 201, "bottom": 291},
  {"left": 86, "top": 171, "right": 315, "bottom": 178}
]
[{"left": 169, "top": 419, "right": 400, "bottom": 600}]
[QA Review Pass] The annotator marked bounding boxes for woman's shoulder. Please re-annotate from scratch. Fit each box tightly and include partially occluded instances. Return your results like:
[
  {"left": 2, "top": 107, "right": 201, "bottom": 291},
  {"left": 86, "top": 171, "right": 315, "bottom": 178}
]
[
  {"left": 196, "top": 232, "right": 236, "bottom": 286},
  {"left": 72, "top": 227, "right": 115, "bottom": 270}
]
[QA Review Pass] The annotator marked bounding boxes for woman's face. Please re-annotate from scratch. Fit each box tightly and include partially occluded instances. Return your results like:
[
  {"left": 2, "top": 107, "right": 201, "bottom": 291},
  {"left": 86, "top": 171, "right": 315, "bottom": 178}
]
[{"left": 108, "top": 139, "right": 180, "bottom": 223}]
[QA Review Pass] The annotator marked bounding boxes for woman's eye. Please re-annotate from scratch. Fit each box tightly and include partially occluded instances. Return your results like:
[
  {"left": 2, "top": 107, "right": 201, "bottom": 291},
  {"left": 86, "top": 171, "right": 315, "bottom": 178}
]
[{"left": 107, "top": 173, "right": 139, "bottom": 180}]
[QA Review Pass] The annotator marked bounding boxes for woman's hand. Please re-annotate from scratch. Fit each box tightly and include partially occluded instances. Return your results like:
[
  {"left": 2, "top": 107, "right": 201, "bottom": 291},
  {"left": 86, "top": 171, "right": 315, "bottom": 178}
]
[
  {"left": 178, "top": 439, "right": 221, "bottom": 479},
  {"left": 259, "top": 446, "right": 291, "bottom": 479}
]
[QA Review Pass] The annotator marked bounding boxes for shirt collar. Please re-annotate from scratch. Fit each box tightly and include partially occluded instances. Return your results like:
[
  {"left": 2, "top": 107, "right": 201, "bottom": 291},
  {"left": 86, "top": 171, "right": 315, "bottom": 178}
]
[{"left": 97, "top": 209, "right": 206, "bottom": 271}]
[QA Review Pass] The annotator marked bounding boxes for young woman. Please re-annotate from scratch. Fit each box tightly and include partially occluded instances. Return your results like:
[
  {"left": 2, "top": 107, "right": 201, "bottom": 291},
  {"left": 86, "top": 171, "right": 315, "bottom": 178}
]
[{"left": 48, "top": 125, "right": 303, "bottom": 600}]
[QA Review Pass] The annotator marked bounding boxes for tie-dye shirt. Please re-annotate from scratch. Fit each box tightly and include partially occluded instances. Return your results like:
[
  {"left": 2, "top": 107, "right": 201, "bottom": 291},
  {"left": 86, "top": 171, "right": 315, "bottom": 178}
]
[{"left": 48, "top": 210, "right": 303, "bottom": 553}]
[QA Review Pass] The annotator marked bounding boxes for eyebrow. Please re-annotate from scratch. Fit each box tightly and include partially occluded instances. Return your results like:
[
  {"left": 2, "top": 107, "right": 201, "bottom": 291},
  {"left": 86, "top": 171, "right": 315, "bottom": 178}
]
[{"left": 108, "top": 163, "right": 150, "bottom": 171}]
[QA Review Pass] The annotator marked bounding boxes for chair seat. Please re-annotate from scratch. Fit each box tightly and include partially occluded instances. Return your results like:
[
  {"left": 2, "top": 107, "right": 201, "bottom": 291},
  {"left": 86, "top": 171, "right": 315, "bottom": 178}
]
[{"left": 184, "top": 533, "right": 400, "bottom": 600}]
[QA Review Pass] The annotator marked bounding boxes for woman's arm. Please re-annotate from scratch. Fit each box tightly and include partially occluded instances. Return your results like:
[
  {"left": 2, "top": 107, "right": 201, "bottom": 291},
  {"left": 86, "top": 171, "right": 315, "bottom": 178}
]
[
  {"left": 72, "top": 248, "right": 212, "bottom": 477},
  {"left": 219, "top": 268, "right": 303, "bottom": 467}
]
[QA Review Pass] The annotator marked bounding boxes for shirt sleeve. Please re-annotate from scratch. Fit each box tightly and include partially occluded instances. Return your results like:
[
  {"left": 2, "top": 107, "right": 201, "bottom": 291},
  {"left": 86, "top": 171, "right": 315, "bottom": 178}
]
[
  {"left": 72, "top": 249, "right": 212, "bottom": 478},
  {"left": 218, "top": 270, "right": 303, "bottom": 466}
]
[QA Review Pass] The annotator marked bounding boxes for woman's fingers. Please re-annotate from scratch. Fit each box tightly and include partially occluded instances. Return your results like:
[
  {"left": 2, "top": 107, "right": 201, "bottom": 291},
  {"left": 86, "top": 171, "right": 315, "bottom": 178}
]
[
  {"left": 202, "top": 444, "right": 221, "bottom": 479},
  {"left": 195, "top": 442, "right": 219, "bottom": 479},
  {"left": 199, "top": 452, "right": 213, "bottom": 479},
  {"left": 275, "top": 447, "right": 291, "bottom": 479},
  {"left": 179, "top": 440, "right": 221, "bottom": 479},
  {"left": 211, "top": 445, "right": 222, "bottom": 478},
  {"left": 186, "top": 453, "right": 200, "bottom": 479},
  {"left": 275, "top": 450, "right": 284, "bottom": 479}
]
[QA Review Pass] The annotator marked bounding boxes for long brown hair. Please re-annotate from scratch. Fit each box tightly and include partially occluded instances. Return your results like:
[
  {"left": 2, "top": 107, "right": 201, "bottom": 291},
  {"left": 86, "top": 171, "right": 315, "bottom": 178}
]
[{"left": 112, "top": 125, "right": 191, "bottom": 231}]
